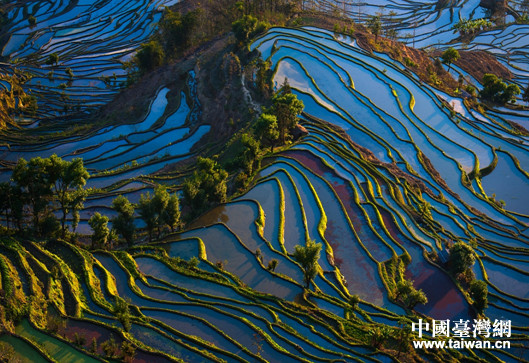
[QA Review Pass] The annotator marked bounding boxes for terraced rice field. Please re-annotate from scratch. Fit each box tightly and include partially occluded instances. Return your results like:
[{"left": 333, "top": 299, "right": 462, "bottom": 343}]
[
  {"left": 0, "top": 0, "right": 180, "bottom": 117},
  {"left": 1, "top": 0, "right": 529, "bottom": 362}
]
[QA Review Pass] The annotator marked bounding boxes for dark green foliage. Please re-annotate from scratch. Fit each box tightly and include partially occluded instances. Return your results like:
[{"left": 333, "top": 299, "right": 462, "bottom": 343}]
[
  {"left": 368, "top": 326, "right": 390, "bottom": 349},
  {"left": 480, "top": 73, "right": 521, "bottom": 104},
  {"left": 40, "top": 213, "right": 61, "bottom": 238},
  {"left": 349, "top": 294, "right": 360, "bottom": 310},
  {"left": 267, "top": 259, "right": 278, "bottom": 271},
  {"left": 138, "top": 192, "right": 158, "bottom": 242},
  {"left": 0, "top": 182, "right": 17, "bottom": 231},
  {"left": 89, "top": 212, "right": 113, "bottom": 249},
  {"left": 449, "top": 242, "right": 475, "bottom": 275},
  {"left": 183, "top": 157, "right": 228, "bottom": 213},
  {"left": 112, "top": 195, "right": 135, "bottom": 246},
  {"left": 292, "top": 239, "right": 322, "bottom": 288},
  {"left": 113, "top": 296, "right": 131, "bottom": 332},
  {"left": 0, "top": 342, "right": 17, "bottom": 361},
  {"left": 470, "top": 280, "right": 488, "bottom": 313},
  {"left": 135, "top": 40, "right": 164, "bottom": 74},
  {"left": 121, "top": 341, "right": 136, "bottom": 362},
  {"left": 90, "top": 337, "right": 97, "bottom": 353},
  {"left": 159, "top": 9, "right": 201, "bottom": 55},
  {"left": 441, "top": 47, "right": 460, "bottom": 71},
  {"left": 237, "top": 133, "right": 260, "bottom": 174},
  {"left": 101, "top": 335, "right": 119, "bottom": 358},
  {"left": 254, "top": 113, "right": 279, "bottom": 151},
  {"left": 255, "top": 58, "right": 272, "bottom": 98},
  {"left": 73, "top": 332, "right": 87, "bottom": 346},
  {"left": 395, "top": 279, "right": 428, "bottom": 309},
  {"left": 138, "top": 185, "right": 176, "bottom": 241},
  {"left": 523, "top": 82, "right": 529, "bottom": 103},
  {"left": 11, "top": 154, "right": 88, "bottom": 236},
  {"left": 45, "top": 53, "right": 59, "bottom": 66},
  {"left": 46, "top": 154, "right": 89, "bottom": 236},
  {"left": 232, "top": 15, "right": 270, "bottom": 45},
  {"left": 28, "top": 15, "right": 36, "bottom": 27},
  {"left": 12, "top": 157, "right": 52, "bottom": 232},
  {"left": 367, "top": 15, "right": 382, "bottom": 42},
  {"left": 163, "top": 192, "right": 181, "bottom": 233},
  {"left": 271, "top": 81, "right": 304, "bottom": 144}
]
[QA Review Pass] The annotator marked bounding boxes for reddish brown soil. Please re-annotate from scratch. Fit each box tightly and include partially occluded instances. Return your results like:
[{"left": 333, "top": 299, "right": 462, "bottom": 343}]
[{"left": 451, "top": 50, "right": 512, "bottom": 82}]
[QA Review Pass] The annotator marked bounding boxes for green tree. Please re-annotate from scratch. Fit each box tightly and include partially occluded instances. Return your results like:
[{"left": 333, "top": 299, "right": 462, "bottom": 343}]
[
  {"left": 395, "top": 279, "right": 427, "bottom": 309},
  {"left": 183, "top": 157, "right": 228, "bottom": 213},
  {"left": 89, "top": 212, "right": 111, "bottom": 249},
  {"left": 113, "top": 296, "right": 131, "bottom": 332},
  {"left": 441, "top": 47, "right": 460, "bottom": 71},
  {"left": 267, "top": 259, "right": 279, "bottom": 271},
  {"left": 470, "top": 280, "right": 488, "bottom": 313},
  {"left": 46, "top": 53, "right": 59, "bottom": 66},
  {"left": 232, "top": 14, "right": 270, "bottom": 44},
  {"left": 271, "top": 85, "right": 304, "bottom": 144},
  {"left": 112, "top": 195, "right": 135, "bottom": 246},
  {"left": 28, "top": 15, "right": 36, "bottom": 27},
  {"left": 367, "top": 15, "right": 382, "bottom": 42},
  {"left": 255, "top": 58, "right": 272, "bottom": 98},
  {"left": 12, "top": 157, "right": 52, "bottom": 233},
  {"left": 138, "top": 185, "right": 170, "bottom": 241},
  {"left": 135, "top": 40, "right": 164, "bottom": 74},
  {"left": 254, "top": 113, "right": 279, "bottom": 151},
  {"left": 121, "top": 341, "right": 136, "bottom": 363},
  {"left": 237, "top": 133, "right": 261, "bottom": 174},
  {"left": 138, "top": 192, "right": 157, "bottom": 242},
  {"left": 101, "top": 335, "right": 118, "bottom": 358},
  {"left": 0, "top": 182, "right": 13, "bottom": 229},
  {"left": 292, "top": 239, "right": 322, "bottom": 288},
  {"left": 480, "top": 73, "right": 521, "bottom": 104},
  {"left": 449, "top": 242, "right": 475, "bottom": 275},
  {"left": 47, "top": 154, "right": 89, "bottom": 237},
  {"left": 158, "top": 9, "right": 201, "bottom": 55},
  {"left": 8, "top": 185, "right": 24, "bottom": 232},
  {"left": 231, "top": 15, "right": 265, "bottom": 44},
  {"left": 349, "top": 294, "right": 360, "bottom": 311},
  {"left": 162, "top": 193, "right": 180, "bottom": 232}
]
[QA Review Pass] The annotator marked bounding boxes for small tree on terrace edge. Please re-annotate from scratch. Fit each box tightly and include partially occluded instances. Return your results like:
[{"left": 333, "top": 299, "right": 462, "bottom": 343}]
[
  {"left": 112, "top": 195, "right": 135, "bottom": 246},
  {"left": 292, "top": 239, "right": 322, "bottom": 289},
  {"left": 135, "top": 40, "right": 165, "bottom": 74},
  {"left": 183, "top": 157, "right": 228, "bottom": 215},
  {"left": 441, "top": 47, "right": 460, "bottom": 71},
  {"left": 12, "top": 157, "right": 51, "bottom": 233},
  {"left": 271, "top": 80, "right": 304, "bottom": 144},
  {"left": 89, "top": 212, "right": 114, "bottom": 250},
  {"left": 469, "top": 279, "right": 488, "bottom": 313},
  {"left": 367, "top": 15, "right": 382, "bottom": 42},
  {"left": 449, "top": 242, "right": 475, "bottom": 275},
  {"left": 138, "top": 185, "right": 178, "bottom": 241},
  {"left": 254, "top": 113, "right": 279, "bottom": 151},
  {"left": 480, "top": 73, "right": 521, "bottom": 104},
  {"left": 47, "top": 154, "right": 89, "bottom": 237},
  {"left": 231, "top": 15, "right": 270, "bottom": 46}
]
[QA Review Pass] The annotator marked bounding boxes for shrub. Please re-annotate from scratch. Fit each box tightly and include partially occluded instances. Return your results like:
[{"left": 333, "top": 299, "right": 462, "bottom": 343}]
[
  {"left": 135, "top": 40, "right": 164, "bottom": 74},
  {"left": 480, "top": 73, "right": 521, "bottom": 104},
  {"left": 449, "top": 242, "right": 475, "bottom": 275},
  {"left": 470, "top": 280, "right": 488, "bottom": 313}
]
